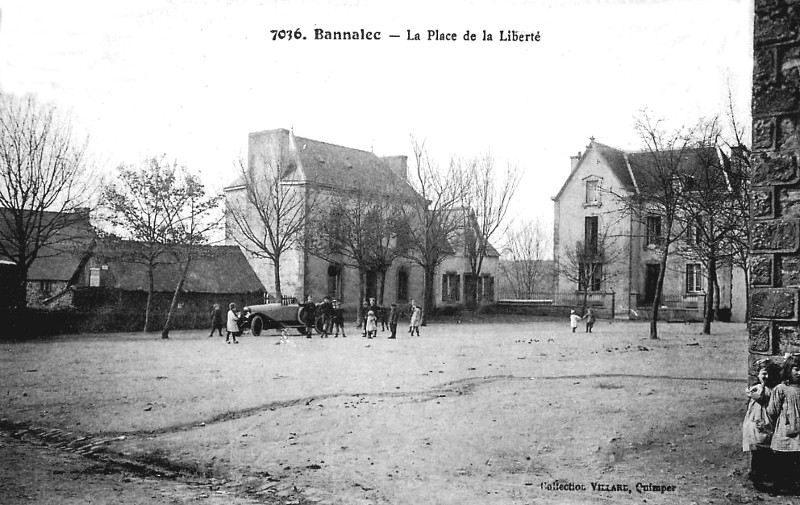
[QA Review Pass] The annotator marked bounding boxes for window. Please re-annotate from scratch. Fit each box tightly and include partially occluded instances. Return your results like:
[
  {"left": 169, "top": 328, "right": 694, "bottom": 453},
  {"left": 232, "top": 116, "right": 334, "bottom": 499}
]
[
  {"left": 687, "top": 216, "right": 703, "bottom": 246},
  {"left": 686, "top": 264, "right": 702, "bottom": 293},
  {"left": 441, "top": 273, "right": 460, "bottom": 303},
  {"left": 397, "top": 269, "right": 409, "bottom": 302},
  {"left": 89, "top": 268, "right": 101, "bottom": 287},
  {"left": 646, "top": 216, "right": 662, "bottom": 246},
  {"left": 585, "top": 216, "right": 598, "bottom": 254},
  {"left": 579, "top": 263, "right": 602, "bottom": 292},
  {"left": 585, "top": 180, "right": 599, "bottom": 204},
  {"left": 39, "top": 280, "right": 54, "bottom": 294},
  {"left": 327, "top": 263, "right": 343, "bottom": 300},
  {"left": 478, "top": 275, "right": 495, "bottom": 302}
]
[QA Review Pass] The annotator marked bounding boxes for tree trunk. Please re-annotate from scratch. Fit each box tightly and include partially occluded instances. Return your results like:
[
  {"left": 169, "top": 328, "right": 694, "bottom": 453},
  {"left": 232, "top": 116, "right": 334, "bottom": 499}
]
[
  {"left": 702, "top": 257, "right": 716, "bottom": 335},
  {"left": 356, "top": 269, "right": 365, "bottom": 326},
  {"left": 581, "top": 288, "right": 589, "bottom": 314},
  {"left": 742, "top": 265, "right": 750, "bottom": 322},
  {"left": 161, "top": 256, "right": 192, "bottom": 339},
  {"left": 14, "top": 263, "right": 28, "bottom": 310},
  {"left": 273, "top": 253, "right": 283, "bottom": 301},
  {"left": 649, "top": 247, "right": 669, "bottom": 340},
  {"left": 422, "top": 266, "right": 436, "bottom": 326},
  {"left": 144, "top": 263, "right": 155, "bottom": 332},
  {"left": 378, "top": 269, "right": 387, "bottom": 306}
]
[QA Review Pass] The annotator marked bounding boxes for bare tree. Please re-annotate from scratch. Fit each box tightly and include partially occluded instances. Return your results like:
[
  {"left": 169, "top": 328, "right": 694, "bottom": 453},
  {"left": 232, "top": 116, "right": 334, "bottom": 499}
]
[
  {"left": 674, "top": 117, "right": 740, "bottom": 334},
  {"left": 456, "top": 152, "right": 521, "bottom": 308},
  {"left": 401, "top": 137, "right": 464, "bottom": 321},
  {"left": 610, "top": 111, "right": 696, "bottom": 339},
  {"left": 101, "top": 157, "right": 215, "bottom": 333},
  {"left": 226, "top": 152, "right": 311, "bottom": 300},
  {"left": 0, "top": 93, "right": 93, "bottom": 309},
  {"left": 160, "top": 173, "right": 222, "bottom": 339},
  {"left": 720, "top": 88, "right": 752, "bottom": 321},
  {"left": 558, "top": 220, "right": 623, "bottom": 312},
  {"left": 364, "top": 203, "right": 410, "bottom": 306},
  {"left": 500, "top": 218, "right": 553, "bottom": 298},
  {"left": 305, "top": 185, "right": 408, "bottom": 323}
]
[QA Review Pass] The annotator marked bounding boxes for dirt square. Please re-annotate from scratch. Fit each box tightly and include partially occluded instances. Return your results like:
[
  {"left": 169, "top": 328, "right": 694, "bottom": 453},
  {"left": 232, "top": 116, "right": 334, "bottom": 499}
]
[{"left": 0, "top": 319, "right": 782, "bottom": 504}]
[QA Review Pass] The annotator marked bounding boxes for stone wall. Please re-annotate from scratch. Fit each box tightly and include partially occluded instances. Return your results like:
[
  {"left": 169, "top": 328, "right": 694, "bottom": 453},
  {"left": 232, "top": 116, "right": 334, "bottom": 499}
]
[{"left": 750, "top": 0, "right": 800, "bottom": 380}]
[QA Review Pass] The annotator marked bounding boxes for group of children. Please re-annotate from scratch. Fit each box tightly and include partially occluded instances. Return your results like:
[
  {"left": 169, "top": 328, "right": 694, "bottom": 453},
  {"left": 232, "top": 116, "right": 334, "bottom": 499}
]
[
  {"left": 209, "top": 298, "right": 423, "bottom": 342},
  {"left": 208, "top": 302, "right": 245, "bottom": 343},
  {"left": 743, "top": 354, "right": 800, "bottom": 493},
  {"left": 362, "top": 298, "right": 422, "bottom": 339},
  {"left": 569, "top": 308, "right": 596, "bottom": 333}
]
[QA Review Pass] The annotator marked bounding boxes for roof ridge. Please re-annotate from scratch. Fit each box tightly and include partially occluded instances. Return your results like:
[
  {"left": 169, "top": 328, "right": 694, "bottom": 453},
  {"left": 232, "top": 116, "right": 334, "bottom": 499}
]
[{"left": 293, "top": 135, "right": 379, "bottom": 158}]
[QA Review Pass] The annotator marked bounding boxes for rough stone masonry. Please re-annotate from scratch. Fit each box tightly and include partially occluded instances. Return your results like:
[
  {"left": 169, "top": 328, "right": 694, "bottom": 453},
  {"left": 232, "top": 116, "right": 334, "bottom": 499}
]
[{"left": 750, "top": 0, "right": 800, "bottom": 378}]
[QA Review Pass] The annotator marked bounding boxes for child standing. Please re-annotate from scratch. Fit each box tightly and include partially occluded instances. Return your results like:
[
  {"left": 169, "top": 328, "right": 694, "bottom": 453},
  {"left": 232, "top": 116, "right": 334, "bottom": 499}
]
[
  {"left": 225, "top": 302, "right": 241, "bottom": 344},
  {"left": 569, "top": 310, "right": 580, "bottom": 333},
  {"left": 584, "top": 308, "right": 596, "bottom": 333},
  {"left": 743, "top": 358, "right": 778, "bottom": 490},
  {"left": 409, "top": 300, "right": 421, "bottom": 337},
  {"left": 767, "top": 354, "right": 800, "bottom": 492},
  {"left": 209, "top": 303, "right": 223, "bottom": 337},
  {"left": 332, "top": 299, "right": 346, "bottom": 337},
  {"left": 388, "top": 302, "right": 399, "bottom": 339},
  {"left": 366, "top": 310, "right": 378, "bottom": 339}
]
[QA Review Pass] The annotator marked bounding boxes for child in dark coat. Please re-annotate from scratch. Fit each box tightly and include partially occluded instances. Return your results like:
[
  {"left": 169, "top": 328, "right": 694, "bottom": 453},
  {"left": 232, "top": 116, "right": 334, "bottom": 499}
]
[
  {"left": 209, "top": 303, "right": 223, "bottom": 337},
  {"left": 388, "top": 302, "right": 399, "bottom": 339}
]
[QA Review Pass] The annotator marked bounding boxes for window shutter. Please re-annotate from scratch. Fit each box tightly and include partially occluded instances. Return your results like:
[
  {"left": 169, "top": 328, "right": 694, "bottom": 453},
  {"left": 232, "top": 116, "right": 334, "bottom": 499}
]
[
  {"left": 442, "top": 275, "right": 447, "bottom": 302},
  {"left": 455, "top": 275, "right": 461, "bottom": 302}
]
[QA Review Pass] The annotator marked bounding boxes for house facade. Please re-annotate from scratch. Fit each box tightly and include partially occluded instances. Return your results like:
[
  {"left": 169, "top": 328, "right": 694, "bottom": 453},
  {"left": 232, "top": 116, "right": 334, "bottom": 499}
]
[
  {"left": 224, "top": 129, "right": 500, "bottom": 312},
  {"left": 552, "top": 139, "right": 746, "bottom": 321}
]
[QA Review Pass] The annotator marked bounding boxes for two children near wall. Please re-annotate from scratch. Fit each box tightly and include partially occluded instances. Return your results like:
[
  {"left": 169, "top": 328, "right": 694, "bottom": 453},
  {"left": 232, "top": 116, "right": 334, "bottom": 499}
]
[{"left": 744, "top": 354, "right": 800, "bottom": 493}]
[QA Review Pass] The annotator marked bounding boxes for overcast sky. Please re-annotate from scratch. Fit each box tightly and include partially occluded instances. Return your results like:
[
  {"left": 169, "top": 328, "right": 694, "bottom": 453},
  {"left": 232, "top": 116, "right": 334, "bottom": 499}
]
[{"left": 0, "top": 0, "right": 753, "bottom": 236}]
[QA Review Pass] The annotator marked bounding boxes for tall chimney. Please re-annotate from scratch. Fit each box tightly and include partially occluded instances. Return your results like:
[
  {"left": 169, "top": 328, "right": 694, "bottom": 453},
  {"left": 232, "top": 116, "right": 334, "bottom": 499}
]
[
  {"left": 382, "top": 155, "right": 408, "bottom": 180},
  {"left": 570, "top": 151, "right": 582, "bottom": 172}
]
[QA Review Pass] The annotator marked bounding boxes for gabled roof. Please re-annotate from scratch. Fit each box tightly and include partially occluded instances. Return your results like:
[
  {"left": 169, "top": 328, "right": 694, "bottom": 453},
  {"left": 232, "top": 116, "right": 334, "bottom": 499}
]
[
  {"left": 225, "top": 129, "right": 420, "bottom": 200},
  {"left": 92, "top": 240, "right": 265, "bottom": 294},
  {"left": 553, "top": 139, "right": 726, "bottom": 200},
  {"left": 626, "top": 146, "right": 724, "bottom": 193},
  {"left": 0, "top": 208, "right": 96, "bottom": 282},
  {"left": 441, "top": 207, "right": 500, "bottom": 258}
]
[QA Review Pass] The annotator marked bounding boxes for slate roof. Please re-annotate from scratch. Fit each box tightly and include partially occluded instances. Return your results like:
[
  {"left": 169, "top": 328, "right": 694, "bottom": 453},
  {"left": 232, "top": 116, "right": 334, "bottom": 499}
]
[
  {"left": 92, "top": 241, "right": 265, "bottom": 294},
  {"left": 442, "top": 208, "right": 500, "bottom": 258},
  {"left": 0, "top": 209, "right": 95, "bottom": 282},
  {"left": 553, "top": 140, "right": 725, "bottom": 199},
  {"left": 225, "top": 129, "right": 420, "bottom": 200}
]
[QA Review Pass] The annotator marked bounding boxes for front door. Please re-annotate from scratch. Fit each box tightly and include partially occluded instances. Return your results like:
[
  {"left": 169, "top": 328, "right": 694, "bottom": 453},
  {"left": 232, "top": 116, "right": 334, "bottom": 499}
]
[{"left": 644, "top": 264, "right": 661, "bottom": 304}]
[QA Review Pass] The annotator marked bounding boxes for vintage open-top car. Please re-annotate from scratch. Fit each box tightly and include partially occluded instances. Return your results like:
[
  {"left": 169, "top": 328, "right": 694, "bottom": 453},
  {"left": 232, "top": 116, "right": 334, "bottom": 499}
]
[{"left": 242, "top": 302, "right": 321, "bottom": 336}]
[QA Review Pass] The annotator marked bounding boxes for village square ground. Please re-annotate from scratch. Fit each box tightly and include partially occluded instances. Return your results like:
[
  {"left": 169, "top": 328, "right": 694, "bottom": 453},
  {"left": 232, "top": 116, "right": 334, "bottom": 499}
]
[{"left": 0, "top": 317, "right": 794, "bottom": 505}]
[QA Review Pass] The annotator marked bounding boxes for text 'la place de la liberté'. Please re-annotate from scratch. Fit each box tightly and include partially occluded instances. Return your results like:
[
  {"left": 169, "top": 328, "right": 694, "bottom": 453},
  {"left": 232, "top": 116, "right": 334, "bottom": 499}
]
[{"left": 270, "top": 28, "right": 541, "bottom": 42}]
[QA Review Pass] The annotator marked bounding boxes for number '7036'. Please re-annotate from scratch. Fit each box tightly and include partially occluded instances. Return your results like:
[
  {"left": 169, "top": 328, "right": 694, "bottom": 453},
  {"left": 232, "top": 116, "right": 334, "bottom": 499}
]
[{"left": 271, "top": 29, "right": 303, "bottom": 40}]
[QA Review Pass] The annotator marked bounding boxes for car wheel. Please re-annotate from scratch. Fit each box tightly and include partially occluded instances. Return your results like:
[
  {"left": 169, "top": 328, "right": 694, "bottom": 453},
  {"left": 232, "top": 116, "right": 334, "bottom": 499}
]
[
  {"left": 251, "top": 315, "right": 264, "bottom": 336},
  {"left": 314, "top": 315, "right": 324, "bottom": 334},
  {"left": 297, "top": 307, "right": 310, "bottom": 325}
]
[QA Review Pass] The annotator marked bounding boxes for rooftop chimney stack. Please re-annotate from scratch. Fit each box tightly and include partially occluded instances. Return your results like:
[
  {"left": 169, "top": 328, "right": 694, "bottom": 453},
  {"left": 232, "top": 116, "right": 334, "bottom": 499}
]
[{"left": 570, "top": 151, "right": 582, "bottom": 172}]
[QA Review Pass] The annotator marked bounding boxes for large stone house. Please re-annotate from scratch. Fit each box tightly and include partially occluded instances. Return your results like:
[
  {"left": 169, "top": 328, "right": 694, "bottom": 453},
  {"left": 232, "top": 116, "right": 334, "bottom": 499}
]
[
  {"left": 551, "top": 139, "right": 746, "bottom": 321},
  {"left": 224, "top": 129, "right": 500, "bottom": 312}
]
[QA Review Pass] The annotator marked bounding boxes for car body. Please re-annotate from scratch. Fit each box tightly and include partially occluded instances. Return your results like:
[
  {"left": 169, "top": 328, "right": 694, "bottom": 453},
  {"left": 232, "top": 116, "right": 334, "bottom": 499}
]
[{"left": 243, "top": 302, "right": 321, "bottom": 336}]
